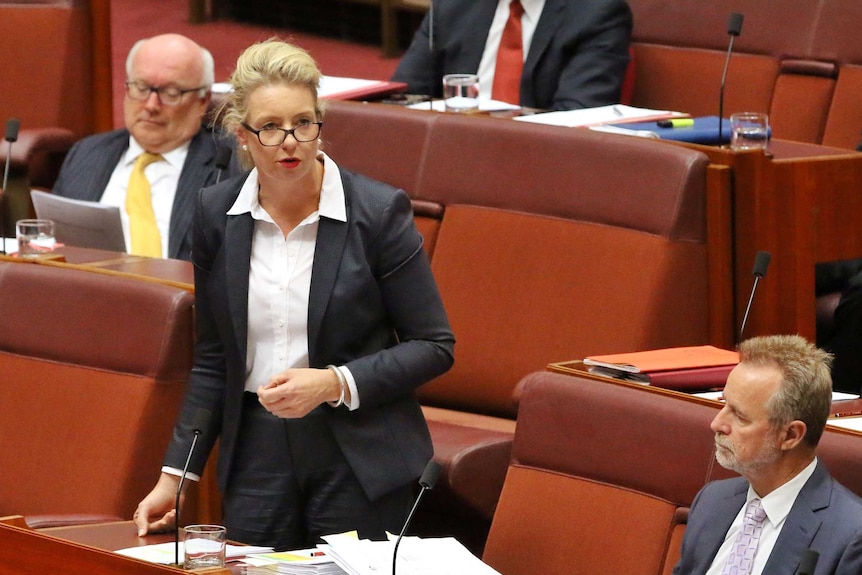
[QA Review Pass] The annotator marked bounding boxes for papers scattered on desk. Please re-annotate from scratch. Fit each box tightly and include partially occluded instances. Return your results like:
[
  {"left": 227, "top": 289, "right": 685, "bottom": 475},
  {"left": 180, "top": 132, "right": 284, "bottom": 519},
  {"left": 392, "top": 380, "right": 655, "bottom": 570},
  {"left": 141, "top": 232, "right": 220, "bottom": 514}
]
[
  {"left": 321, "top": 533, "right": 502, "bottom": 575},
  {"left": 513, "top": 104, "right": 686, "bottom": 128},
  {"left": 114, "top": 541, "right": 273, "bottom": 564},
  {"left": 244, "top": 548, "right": 345, "bottom": 574},
  {"left": 407, "top": 98, "right": 521, "bottom": 112}
]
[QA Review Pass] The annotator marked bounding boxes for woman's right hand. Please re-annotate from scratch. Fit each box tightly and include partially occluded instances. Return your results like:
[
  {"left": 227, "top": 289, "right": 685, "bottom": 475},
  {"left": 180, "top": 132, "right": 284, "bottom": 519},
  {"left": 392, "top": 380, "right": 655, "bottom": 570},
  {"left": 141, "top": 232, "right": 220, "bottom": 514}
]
[{"left": 133, "top": 472, "right": 182, "bottom": 536}]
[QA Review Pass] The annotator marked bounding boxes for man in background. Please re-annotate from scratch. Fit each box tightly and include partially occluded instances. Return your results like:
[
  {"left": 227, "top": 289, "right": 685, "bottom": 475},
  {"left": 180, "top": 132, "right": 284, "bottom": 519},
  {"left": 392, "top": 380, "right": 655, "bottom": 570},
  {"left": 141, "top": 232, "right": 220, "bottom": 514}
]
[
  {"left": 391, "top": 0, "right": 632, "bottom": 110},
  {"left": 52, "top": 33, "right": 238, "bottom": 261},
  {"left": 673, "top": 335, "right": 862, "bottom": 575}
]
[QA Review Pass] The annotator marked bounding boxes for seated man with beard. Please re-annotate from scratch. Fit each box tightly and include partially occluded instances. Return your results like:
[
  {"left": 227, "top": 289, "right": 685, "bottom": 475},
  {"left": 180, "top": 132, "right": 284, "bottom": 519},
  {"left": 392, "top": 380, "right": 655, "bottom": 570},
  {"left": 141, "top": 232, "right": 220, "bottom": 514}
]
[{"left": 673, "top": 335, "right": 862, "bottom": 575}]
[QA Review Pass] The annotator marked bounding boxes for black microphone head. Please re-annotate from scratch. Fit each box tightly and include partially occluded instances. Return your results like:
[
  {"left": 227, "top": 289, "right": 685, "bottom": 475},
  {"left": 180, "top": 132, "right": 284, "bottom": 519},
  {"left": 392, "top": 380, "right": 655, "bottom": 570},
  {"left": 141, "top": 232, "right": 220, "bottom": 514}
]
[
  {"left": 215, "top": 146, "right": 232, "bottom": 170},
  {"left": 752, "top": 251, "right": 771, "bottom": 278},
  {"left": 727, "top": 12, "right": 744, "bottom": 37},
  {"left": 5, "top": 118, "right": 19, "bottom": 143},
  {"left": 418, "top": 460, "right": 442, "bottom": 489},
  {"left": 798, "top": 549, "right": 819, "bottom": 575}
]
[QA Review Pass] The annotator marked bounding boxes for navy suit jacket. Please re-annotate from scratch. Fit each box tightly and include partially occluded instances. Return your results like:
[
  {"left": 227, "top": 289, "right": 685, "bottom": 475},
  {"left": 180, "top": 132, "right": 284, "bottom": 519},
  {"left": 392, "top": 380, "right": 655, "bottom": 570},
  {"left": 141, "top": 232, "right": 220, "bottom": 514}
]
[
  {"left": 391, "top": 0, "right": 632, "bottom": 110},
  {"left": 162, "top": 165, "right": 455, "bottom": 501},
  {"left": 51, "top": 127, "right": 239, "bottom": 261},
  {"left": 674, "top": 462, "right": 862, "bottom": 575}
]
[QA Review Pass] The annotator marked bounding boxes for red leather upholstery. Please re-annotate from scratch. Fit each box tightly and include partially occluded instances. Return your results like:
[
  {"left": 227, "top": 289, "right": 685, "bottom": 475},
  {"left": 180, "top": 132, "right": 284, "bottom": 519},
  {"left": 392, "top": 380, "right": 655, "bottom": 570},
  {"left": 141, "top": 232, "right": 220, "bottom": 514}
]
[
  {"left": 323, "top": 100, "right": 718, "bottom": 551},
  {"left": 0, "top": 260, "right": 194, "bottom": 527}
]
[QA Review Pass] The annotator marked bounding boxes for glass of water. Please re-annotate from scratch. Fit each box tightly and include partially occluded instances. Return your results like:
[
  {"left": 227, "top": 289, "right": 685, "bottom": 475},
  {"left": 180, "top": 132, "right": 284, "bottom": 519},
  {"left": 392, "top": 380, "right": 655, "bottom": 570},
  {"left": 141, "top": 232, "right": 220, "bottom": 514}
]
[
  {"left": 15, "top": 219, "right": 56, "bottom": 257},
  {"left": 730, "top": 112, "right": 770, "bottom": 151}
]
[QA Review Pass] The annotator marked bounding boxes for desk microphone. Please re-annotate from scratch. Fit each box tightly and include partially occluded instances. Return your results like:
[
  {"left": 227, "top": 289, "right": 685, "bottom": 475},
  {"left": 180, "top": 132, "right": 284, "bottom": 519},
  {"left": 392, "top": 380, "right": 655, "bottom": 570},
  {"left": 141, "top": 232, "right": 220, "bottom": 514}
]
[
  {"left": 392, "top": 460, "right": 441, "bottom": 575},
  {"left": 738, "top": 250, "right": 771, "bottom": 343},
  {"left": 718, "top": 12, "right": 744, "bottom": 144},
  {"left": 1, "top": 118, "right": 20, "bottom": 255},
  {"left": 214, "top": 146, "right": 232, "bottom": 184},
  {"left": 797, "top": 548, "right": 819, "bottom": 575},
  {"left": 427, "top": 0, "right": 436, "bottom": 109},
  {"left": 174, "top": 408, "right": 211, "bottom": 566}
]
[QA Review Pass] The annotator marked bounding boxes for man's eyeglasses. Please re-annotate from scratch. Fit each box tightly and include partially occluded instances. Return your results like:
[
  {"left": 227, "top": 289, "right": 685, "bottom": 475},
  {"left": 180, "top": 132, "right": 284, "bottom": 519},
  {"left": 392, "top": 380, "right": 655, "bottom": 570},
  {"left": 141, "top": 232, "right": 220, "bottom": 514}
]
[
  {"left": 241, "top": 121, "right": 323, "bottom": 146},
  {"left": 125, "top": 81, "right": 207, "bottom": 106}
]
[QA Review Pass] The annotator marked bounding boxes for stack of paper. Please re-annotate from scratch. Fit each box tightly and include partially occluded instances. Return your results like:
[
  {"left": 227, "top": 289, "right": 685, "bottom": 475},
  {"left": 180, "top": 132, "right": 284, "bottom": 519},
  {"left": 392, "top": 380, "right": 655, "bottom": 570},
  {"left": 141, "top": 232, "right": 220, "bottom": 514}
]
[
  {"left": 321, "top": 533, "right": 502, "bottom": 575},
  {"left": 244, "top": 548, "right": 345, "bottom": 574},
  {"left": 513, "top": 104, "right": 687, "bottom": 128}
]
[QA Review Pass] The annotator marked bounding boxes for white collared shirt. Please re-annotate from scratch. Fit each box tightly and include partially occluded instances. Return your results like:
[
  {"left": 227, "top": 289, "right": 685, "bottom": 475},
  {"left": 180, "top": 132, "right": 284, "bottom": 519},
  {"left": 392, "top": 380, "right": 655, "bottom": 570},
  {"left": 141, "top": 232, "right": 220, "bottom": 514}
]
[
  {"left": 706, "top": 458, "right": 819, "bottom": 575},
  {"left": 227, "top": 152, "right": 359, "bottom": 409},
  {"left": 101, "top": 137, "right": 189, "bottom": 257},
  {"left": 477, "top": 0, "right": 546, "bottom": 102}
]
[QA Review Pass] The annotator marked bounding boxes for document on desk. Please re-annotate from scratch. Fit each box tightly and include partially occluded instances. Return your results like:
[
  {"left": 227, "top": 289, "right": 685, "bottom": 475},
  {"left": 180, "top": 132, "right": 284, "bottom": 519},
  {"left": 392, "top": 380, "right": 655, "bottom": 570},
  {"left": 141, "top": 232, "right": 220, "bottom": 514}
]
[
  {"left": 514, "top": 104, "right": 687, "bottom": 128},
  {"left": 406, "top": 98, "right": 520, "bottom": 112},
  {"left": 115, "top": 542, "right": 273, "bottom": 564},
  {"left": 322, "top": 534, "right": 502, "bottom": 575}
]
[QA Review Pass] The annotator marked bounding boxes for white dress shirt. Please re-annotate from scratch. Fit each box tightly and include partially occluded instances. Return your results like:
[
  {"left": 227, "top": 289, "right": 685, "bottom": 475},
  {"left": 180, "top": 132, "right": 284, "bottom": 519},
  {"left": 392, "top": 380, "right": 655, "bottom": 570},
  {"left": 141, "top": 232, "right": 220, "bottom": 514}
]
[
  {"left": 101, "top": 137, "right": 188, "bottom": 257},
  {"left": 477, "top": 0, "right": 546, "bottom": 101},
  {"left": 705, "top": 458, "right": 819, "bottom": 575}
]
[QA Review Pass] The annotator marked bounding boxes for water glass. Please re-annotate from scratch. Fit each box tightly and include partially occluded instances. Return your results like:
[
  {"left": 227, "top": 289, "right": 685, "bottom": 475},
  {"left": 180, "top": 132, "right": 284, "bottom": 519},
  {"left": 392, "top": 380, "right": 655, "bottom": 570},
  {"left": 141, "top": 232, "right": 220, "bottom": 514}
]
[
  {"left": 442, "top": 74, "right": 480, "bottom": 113},
  {"left": 183, "top": 524, "right": 226, "bottom": 569},
  {"left": 16, "top": 219, "right": 56, "bottom": 257},
  {"left": 730, "top": 112, "right": 770, "bottom": 151}
]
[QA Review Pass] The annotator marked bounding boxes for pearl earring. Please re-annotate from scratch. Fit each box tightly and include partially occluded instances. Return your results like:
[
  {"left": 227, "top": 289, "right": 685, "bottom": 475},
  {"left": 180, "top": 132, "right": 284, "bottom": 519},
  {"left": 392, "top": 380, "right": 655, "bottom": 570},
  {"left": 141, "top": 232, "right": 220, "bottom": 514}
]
[{"left": 242, "top": 145, "right": 248, "bottom": 151}]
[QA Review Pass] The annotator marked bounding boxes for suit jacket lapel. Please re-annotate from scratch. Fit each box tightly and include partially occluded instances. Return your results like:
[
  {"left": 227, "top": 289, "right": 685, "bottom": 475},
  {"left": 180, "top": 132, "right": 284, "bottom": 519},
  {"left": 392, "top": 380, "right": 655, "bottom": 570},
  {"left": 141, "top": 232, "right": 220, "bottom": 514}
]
[
  {"left": 307, "top": 216, "right": 348, "bottom": 364},
  {"left": 698, "top": 484, "right": 749, "bottom": 572},
  {"left": 454, "top": 0, "right": 499, "bottom": 73},
  {"left": 762, "top": 463, "right": 829, "bottom": 575},
  {"left": 224, "top": 212, "right": 253, "bottom": 367},
  {"left": 170, "top": 130, "right": 215, "bottom": 258},
  {"left": 524, "top": 0, "right": 563, "bottom": 75}
]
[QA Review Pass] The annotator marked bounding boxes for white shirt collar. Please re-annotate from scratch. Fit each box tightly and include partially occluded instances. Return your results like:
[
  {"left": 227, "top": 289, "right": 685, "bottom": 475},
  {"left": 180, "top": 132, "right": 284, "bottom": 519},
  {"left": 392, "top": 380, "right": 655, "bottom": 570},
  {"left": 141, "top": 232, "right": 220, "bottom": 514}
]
[
  {"left": 125, "top": 136, "right": 189, "bottom": 170},
  {"left": 227, "top": 151, "right": 347, "bottom": 223},
  {"left": 748, "top": 457, "right": 818, "bottom": 527}
]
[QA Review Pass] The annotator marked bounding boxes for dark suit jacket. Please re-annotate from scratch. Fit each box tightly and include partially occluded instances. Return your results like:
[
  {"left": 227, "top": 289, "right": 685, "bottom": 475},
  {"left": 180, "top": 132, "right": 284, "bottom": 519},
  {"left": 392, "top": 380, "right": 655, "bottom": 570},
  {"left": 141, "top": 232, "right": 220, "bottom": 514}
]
[
  {"left": 674, "top": 462, "right": 862, "bottom": 575},
  {"left": 163, "top": 165, "right": 455, "bottom": 501},
  {"left": 391, "top": 0, "right": 632, "bottom": 110},
  {"left": 51, "top": 128, "right": 239, "bottom": 261}
]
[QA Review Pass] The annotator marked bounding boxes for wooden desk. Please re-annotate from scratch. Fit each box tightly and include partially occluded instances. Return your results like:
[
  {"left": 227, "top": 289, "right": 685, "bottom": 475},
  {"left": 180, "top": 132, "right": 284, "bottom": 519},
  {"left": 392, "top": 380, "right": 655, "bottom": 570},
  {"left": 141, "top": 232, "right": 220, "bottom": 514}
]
[
  {"left": 0, "top": 246, "right": 194, "bottom": 291},
  {"left": 668, "top": 139, "right": 862, "bottom": 345},
  {"left": 0, "top": 518, "right": 230, "bottom": 575}
]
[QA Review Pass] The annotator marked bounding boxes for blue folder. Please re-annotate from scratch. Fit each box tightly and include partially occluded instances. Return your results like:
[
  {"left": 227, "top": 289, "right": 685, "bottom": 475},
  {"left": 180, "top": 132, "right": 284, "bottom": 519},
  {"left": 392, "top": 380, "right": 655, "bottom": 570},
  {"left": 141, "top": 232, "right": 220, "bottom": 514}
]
[{"left": 608, "top": 116, "right": 735, "bottom": 145}]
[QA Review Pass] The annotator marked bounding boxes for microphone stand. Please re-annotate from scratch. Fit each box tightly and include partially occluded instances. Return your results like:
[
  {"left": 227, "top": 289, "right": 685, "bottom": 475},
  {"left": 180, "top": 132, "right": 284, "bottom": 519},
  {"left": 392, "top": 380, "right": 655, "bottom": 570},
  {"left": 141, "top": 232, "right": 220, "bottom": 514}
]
[
  {"left": 718, "top": 13, "right": 744, "bottom": 144},
  {"left": 392, "top": 461, "right": 441, "bottom": 575},
  {"left": 174, "top": 429, "right": 201, "bottom": 566}
]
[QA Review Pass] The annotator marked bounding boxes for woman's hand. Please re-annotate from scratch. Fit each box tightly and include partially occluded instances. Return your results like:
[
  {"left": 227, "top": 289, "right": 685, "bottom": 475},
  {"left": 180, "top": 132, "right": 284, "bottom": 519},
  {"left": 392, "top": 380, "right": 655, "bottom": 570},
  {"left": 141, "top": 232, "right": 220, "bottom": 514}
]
[
  {"left": 133, "top": 473, "right": 182, "bottom": 536},
  {"left": 257, "top": 367, "right": 347, "bottom": 418}
]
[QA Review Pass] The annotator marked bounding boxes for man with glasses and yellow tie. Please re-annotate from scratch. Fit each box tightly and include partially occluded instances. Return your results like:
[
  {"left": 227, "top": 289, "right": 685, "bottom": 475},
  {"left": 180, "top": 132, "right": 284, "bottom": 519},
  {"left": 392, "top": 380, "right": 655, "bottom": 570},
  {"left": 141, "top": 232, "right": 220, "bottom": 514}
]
[{"left": 52, "top": 33, "right": 238, "bottom": 260}]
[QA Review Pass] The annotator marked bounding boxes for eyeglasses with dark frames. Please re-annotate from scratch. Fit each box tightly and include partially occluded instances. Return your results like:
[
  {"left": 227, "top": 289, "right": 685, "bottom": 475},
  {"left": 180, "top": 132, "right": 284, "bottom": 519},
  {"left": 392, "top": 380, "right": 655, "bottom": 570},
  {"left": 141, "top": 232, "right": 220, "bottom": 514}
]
[
  {"left": 125, "top": 81, "right": 207, "bottom": 106},
  {"left": 241, "top": 121, "right": 323, "bottom": 146}
]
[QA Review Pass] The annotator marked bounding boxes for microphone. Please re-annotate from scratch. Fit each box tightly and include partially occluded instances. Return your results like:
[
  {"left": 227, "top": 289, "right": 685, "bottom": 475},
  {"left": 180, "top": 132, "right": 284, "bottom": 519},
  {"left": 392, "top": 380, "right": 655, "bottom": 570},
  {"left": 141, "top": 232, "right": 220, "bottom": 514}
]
[
  {"left": 797, "top": 548, "right": 819, "bottom": 575},
  {"left": 427, "top": 0, "right": 436, "bottom": 110},
  {"left": 738, "top": 250, "right": 771, "bottom": 343},
  {"left": 214, "top": 146, "right": 232, "bottom": 184},
  {"left": 174, "top": 408, "right": 211, "bottom": 567},
  {"left": 1, "top": 118, "right": 20, "bottom": 255},
  {"left": 392, "top": 460, "right": 441, "bottom": 575},
  {"left": 718, "top": 12, "right": 744, "bottom": 144}
]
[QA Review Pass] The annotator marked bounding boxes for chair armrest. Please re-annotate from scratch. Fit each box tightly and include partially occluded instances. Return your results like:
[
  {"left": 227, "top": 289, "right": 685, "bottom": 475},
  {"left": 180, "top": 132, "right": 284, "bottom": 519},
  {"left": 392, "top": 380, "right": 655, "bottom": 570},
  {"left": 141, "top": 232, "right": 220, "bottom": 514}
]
[{"left": 0, "top": 127, "right": 76, "bottom": 189}]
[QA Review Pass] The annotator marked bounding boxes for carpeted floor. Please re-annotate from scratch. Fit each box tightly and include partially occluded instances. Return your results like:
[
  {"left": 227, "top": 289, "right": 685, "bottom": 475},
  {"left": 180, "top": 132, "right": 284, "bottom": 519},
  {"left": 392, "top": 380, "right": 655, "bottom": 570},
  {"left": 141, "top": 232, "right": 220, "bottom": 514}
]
[{"left": 109, "top": 0, "right": 403, "bottom": 127}]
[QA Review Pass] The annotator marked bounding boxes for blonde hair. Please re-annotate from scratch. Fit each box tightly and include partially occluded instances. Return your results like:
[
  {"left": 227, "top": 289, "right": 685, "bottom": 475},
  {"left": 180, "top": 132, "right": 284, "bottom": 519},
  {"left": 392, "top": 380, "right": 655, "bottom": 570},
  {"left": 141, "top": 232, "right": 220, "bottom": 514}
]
[
  {"left": 739, "top": 335, "right": 833, "bottom": 447},
  {"left": 219, "top": 39, "right": 325, "bottom": 167}
]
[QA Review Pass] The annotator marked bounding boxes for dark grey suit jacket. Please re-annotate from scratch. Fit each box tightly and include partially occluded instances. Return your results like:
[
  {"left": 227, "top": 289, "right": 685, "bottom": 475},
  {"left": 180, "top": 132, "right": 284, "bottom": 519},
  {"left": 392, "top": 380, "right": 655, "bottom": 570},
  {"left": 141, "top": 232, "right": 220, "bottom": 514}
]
[
  {"left": 51, "top": 128, "right": 239, "bottom": 261},
  {"left": 163, "top": 166, "right": 455, "bottom": 501},
  {"left": 674, "top": 462, "right": 862, "bottom": 575},
  {"left": 391, "top": 0, "right": 632, "bottom": 110}
]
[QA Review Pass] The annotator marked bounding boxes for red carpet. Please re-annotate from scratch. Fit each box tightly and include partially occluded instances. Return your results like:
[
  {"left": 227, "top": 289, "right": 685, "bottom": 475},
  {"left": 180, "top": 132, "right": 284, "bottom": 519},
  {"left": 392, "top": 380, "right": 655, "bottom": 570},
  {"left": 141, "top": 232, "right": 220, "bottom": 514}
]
[{"left": 110, "top": 0, "right": 401, "bottom": 127}]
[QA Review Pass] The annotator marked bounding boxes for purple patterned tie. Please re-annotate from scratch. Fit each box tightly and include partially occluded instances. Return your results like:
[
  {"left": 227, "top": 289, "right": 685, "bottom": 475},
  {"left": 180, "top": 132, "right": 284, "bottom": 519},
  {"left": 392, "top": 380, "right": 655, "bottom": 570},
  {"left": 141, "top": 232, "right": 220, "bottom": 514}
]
[{"left": 722, "top": 498, "right": 767, "bottom": 575}]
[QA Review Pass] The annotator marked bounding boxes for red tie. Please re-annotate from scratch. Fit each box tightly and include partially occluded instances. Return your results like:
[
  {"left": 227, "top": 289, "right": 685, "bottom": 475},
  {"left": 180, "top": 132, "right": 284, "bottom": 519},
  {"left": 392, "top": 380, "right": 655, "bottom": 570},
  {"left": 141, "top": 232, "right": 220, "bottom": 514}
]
[{"left": 492, "top": 0, "right": 524, "bottom": 105}]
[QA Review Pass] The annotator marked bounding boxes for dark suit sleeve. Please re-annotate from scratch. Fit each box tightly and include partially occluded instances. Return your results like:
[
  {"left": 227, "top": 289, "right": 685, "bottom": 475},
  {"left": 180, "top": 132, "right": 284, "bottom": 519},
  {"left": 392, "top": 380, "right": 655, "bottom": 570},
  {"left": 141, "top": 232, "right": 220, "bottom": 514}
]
[
  {"left": 332, "top": 179, "right": 455, "bottom": 409},
  {"left": 543, "top": 0, "right": 633, "bottom": 110},
  {"left": 391, "top": 11, "right": 437, "bottom": 96}
]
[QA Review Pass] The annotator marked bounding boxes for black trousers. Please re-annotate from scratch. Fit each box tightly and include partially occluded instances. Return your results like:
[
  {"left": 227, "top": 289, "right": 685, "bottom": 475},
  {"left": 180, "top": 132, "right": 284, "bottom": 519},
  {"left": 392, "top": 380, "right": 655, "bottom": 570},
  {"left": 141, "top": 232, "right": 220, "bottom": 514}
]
[{"left": 221, "top": 393, "right": 413, "bottom": 550}]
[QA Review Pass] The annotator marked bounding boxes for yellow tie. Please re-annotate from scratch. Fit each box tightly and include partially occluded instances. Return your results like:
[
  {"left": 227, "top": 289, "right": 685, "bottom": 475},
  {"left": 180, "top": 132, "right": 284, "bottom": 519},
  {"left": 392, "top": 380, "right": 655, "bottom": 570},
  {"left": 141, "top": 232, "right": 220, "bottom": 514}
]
[{"left": 126, "top": 152, "right": 164, "bottom": 257}]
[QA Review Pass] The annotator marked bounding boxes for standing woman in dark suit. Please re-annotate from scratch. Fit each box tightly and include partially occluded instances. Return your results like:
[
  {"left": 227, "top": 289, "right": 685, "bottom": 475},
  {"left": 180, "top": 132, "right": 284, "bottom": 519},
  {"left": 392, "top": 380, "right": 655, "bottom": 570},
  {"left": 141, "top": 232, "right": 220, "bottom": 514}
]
[{"left": 133, "top": 39, "right": 455, "bottom": 550}]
